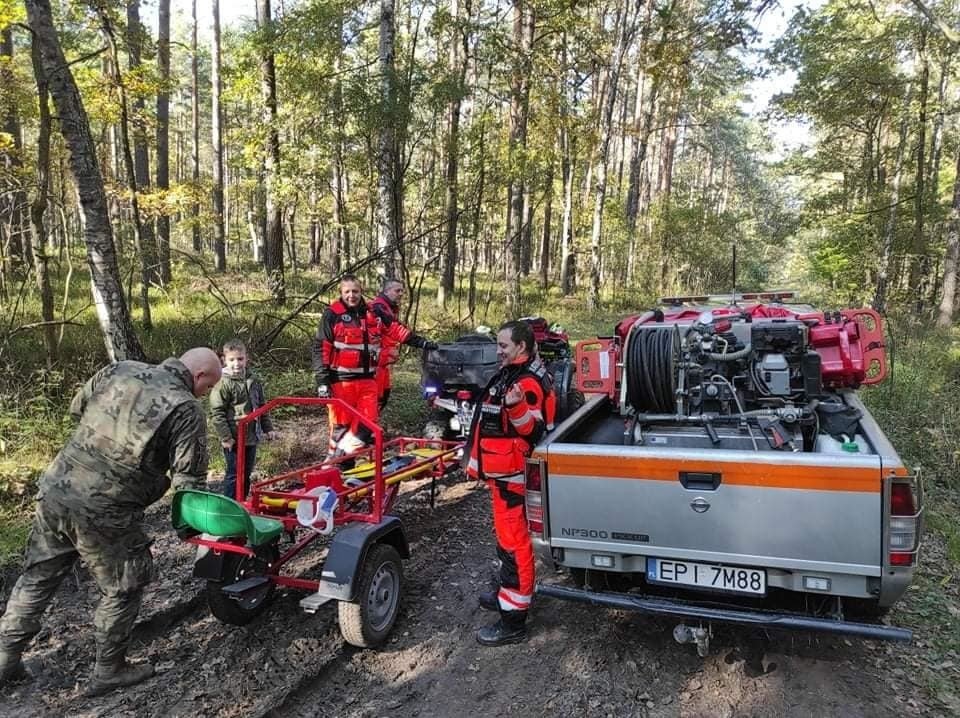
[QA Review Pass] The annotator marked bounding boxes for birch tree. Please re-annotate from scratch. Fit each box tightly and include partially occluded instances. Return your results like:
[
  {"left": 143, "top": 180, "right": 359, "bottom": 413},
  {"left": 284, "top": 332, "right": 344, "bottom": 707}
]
[{"left": 25, "top": 0, "right": 145, "bottom": 361}]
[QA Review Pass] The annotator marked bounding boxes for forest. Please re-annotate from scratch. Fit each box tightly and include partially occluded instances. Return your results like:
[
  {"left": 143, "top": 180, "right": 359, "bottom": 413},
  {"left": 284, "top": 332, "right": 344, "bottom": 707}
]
[{"left": 1, "top": 0, "right": 960, "bottom": 714}]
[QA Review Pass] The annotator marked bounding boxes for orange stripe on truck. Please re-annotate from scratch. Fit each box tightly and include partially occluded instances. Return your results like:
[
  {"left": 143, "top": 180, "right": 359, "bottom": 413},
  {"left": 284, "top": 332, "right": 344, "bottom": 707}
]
[{"left": 538, "top": 454, "right": 881, "bottom": 493}]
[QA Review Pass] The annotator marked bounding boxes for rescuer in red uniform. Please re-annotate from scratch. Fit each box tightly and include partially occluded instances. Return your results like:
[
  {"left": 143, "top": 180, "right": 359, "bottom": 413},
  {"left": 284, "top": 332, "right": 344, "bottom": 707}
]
[
  {"left": 370, "top": 278, "right": 436, "bottom": 411},
  {"left": 466, "top": 320, "right": 554, "bottom": 646},
  {"left": 311, "top": 276, "right": 422, "bottom": 457}
]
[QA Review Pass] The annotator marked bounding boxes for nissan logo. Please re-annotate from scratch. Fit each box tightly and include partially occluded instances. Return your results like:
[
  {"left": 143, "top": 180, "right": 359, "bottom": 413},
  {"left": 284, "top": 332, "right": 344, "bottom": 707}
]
[{"left": 690, "top": 497, "right": 711, "bottom": 513}]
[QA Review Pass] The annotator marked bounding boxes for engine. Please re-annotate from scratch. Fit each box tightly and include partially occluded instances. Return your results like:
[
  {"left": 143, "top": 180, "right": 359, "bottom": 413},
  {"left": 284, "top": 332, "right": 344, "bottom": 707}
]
[{"left": 603, "top": 298, "right": 887, "bottom": 452}]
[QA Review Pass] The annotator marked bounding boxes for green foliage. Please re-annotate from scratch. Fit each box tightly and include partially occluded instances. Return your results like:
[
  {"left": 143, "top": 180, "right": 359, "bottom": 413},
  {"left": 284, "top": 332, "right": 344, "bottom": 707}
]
[{"left": 864, "top": 321, "right": 960, "bottom": 482}]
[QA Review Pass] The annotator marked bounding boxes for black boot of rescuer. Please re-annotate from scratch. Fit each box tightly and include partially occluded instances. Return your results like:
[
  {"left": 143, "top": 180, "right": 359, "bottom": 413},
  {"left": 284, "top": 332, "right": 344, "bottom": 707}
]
[
  {"left": 476, "top": 611, "right": 527, "bottom": 646},
  {"left": 478, "top": 590, "right": 498, "bottom": 612}
]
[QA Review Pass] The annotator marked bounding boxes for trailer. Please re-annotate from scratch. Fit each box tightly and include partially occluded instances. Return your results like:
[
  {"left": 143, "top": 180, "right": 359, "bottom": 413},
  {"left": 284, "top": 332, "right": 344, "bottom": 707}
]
[{"left": 171, "top": 397, "right": 461, "bottom": 648}]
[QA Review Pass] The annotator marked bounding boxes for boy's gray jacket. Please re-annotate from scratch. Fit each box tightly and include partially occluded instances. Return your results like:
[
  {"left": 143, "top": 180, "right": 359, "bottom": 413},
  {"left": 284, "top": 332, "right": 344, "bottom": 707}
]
[{"left": 209, "top": 372, "right": 273, "bottom": 445}]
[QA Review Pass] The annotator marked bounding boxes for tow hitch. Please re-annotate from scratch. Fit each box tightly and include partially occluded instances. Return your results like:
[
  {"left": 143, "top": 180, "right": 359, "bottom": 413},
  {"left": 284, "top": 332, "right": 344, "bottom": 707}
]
[{"left": 673, "top": 623, "right": 712, "bottom": 657}]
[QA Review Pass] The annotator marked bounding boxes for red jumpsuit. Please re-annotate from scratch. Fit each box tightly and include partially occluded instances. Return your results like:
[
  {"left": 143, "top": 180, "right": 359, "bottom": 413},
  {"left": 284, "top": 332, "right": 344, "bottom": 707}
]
[
  {"left": 466, "top": 356, "right": 553, "bottom": 620},
  {"left": 369, "top": 294, "right": 432, "bottom": 410},
  {"left": 310, "top": 299, "right": 410, "bottom": 455}
]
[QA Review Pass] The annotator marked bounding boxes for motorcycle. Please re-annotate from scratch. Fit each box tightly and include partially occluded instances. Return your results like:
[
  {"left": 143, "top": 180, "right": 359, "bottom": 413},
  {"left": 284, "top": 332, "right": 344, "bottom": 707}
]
[{"left": 420, "top": 318, "right": 582, "bottom": 442}]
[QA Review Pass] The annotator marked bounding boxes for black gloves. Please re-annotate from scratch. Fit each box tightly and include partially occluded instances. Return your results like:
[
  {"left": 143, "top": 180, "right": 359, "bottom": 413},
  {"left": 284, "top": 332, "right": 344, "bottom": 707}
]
[
  {"left": 409, "top": 334, "right": 438, "bottom": 351},
  {"left": 315, "top": 368, "right": 333, "bottom": 390}
]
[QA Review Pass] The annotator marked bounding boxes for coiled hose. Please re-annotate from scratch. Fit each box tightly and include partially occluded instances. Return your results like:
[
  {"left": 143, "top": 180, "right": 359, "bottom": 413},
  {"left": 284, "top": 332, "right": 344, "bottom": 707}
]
[{"left": 625, "top": 325, "right": 678, "bottom": 412}]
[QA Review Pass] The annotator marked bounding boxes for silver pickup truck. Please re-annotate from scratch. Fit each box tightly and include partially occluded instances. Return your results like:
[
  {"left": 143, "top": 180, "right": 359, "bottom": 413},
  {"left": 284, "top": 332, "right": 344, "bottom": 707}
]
[{"left": 524, "top": 294, "right": 921, "bottom": 653}]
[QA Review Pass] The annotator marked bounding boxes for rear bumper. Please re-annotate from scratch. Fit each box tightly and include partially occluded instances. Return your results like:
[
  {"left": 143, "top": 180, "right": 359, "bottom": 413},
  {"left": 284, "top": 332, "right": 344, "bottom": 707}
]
[{"left": 536, "top": 583, "right": 912, "bottom": 642}]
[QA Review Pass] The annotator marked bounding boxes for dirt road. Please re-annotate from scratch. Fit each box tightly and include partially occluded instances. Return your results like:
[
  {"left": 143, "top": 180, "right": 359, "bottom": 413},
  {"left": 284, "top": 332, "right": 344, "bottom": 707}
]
[{"left": 0, "top": 462, "right": 942, "bottom": 718}]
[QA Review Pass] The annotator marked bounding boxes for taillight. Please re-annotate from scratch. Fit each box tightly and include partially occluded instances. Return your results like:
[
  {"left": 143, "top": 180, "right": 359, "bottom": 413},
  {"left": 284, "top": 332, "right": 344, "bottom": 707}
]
[
  {"left": 457, "top": 389, "right": 472, "bottom": 400},
  {"left": 525, "top": 460, "right": 545, "bottom": 534},
  {"left": 888, "top": 475, "right": 922, "bottom": 566}
]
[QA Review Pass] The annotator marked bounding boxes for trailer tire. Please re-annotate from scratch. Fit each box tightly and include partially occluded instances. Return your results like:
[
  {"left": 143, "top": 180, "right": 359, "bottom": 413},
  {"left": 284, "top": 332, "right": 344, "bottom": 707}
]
[
  {"left": 338, "top": 543, "right": 403, "bottom": 648},
  {"left": 206, "top": 546, "right": 277, "bottom": 626}
]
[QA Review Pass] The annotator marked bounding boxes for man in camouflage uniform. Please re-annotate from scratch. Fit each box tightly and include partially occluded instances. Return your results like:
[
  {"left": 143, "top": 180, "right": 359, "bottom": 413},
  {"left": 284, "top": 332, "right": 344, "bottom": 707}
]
[{"left": 0, "top": 348, "right": 221, "bottom": 696}]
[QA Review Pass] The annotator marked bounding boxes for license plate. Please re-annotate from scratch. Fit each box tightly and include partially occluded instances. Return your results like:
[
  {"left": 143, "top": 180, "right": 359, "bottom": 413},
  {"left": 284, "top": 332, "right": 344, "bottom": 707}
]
[{"left": 646, "top": 558, "right": 766, "bottom": 595}]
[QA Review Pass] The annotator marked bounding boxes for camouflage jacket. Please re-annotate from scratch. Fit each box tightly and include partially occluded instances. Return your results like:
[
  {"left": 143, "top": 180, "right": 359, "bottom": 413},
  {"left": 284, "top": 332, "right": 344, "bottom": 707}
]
[
  {"left": 209, "top": 370, "right": 273, "bottom": 445},
  {"left": 39, "top": 358, "right": 209, "bottom": 516}
]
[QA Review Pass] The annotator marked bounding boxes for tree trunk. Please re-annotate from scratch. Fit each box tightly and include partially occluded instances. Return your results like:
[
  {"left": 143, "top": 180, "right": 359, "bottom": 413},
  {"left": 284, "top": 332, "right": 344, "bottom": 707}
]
[
  {"left": 376, "top": 0, "right": 398, "bottom": 277},
  {"left": 211, "top": 0, "right": 226, "bottom": 270},
  {"left": 911, "top": 31, "right": 929, "bottom": 313},
  {"left": 257, "top": 0, "right": 286, "bottom": 304},
  {"left": 520, "top": 184, "right": 533, "bottom": 276},
  {"left": 874, "top": 84, "right": 914, "bottom": 314},
  {"left": 102, "top": 6, "right": 153, "bottom": 330},
  {"left": 1, "top": 27, "right": 28, "bottom": 269},
  {"left": 125, "top": 1, "right": 160, "bottom": 290},
  {"left": 156, "top": 0, "right": 171, "bottom": 282},
  {"left": 539, "top": 163, "right": 553, "bottom": 290},
  {"left": 503, "top": 0, "right": 533, "bottom": 315},
  {"left": 588, "top": 5, "right": 630, "bottom": 311},
  {"left": 28, "top": 32, "right": 57, "bottom": 363},
  {"left": 308, "top": 187, "right": 320, "bottom": 266},
  {"left": 25, "top": 0, "right": 144, "bottom": 361},
  {"left": 559, "top": 109, "right": 575, "bottom": 293},
  {"left": 437, "top": 0, "right": 467, "bottom": 308},
  {"left": 191, "top": 0, "right": 201, "bottom": 253},
  {"left": 937, "top": 148, "right": 960, "bottom": 327}
]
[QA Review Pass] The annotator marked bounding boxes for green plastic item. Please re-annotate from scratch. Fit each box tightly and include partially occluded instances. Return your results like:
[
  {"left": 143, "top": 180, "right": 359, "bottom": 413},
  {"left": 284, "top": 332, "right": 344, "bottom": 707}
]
[
  {"left": 171, "top": 490, "right": 284, "bottom": 546},
  {"left": 841, "top": 440, "right": 860, "bottom": 453}
]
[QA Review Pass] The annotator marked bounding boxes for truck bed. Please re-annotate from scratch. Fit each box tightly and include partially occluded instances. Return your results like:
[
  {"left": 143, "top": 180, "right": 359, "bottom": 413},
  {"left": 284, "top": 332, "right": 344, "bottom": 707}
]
[{"left": 535, "top": 393, "right": 907, "bottom": 604}]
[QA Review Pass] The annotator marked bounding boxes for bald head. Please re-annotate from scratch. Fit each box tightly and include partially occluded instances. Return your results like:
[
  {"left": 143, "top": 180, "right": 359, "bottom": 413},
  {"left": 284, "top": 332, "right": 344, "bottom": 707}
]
[{"left": 180, "top": 347, "right": 223, "bottom": 397}]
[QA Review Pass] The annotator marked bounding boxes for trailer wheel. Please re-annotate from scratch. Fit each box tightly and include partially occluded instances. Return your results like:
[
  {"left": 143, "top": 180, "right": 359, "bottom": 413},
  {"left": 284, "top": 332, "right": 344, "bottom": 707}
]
[
  {"left": 338, "top": 543, "right": 403, "bottom": 648},
  {"left": 206, "top": 547, "right": 277, "bottom": 626}
]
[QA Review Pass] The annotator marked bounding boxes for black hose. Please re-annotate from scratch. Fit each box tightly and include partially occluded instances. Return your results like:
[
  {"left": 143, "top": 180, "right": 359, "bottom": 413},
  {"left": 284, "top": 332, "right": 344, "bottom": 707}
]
[{"left": 625, "top": 325, "right": 677, "bottom": 412}]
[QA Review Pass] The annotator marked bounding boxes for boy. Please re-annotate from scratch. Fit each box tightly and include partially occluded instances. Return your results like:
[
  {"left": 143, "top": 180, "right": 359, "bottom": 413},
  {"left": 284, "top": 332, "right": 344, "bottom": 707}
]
[{"left": 210, "top": 339, "right": 276, "bottom": 499}]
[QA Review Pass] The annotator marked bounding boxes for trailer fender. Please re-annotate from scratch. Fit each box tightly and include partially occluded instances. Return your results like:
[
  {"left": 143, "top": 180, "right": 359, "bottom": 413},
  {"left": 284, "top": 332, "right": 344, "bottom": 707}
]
[
  {"left": 193, "top": 546, "right": 227, "bottom": 580},
  {"left": 315, "top": 516, "right": 410, "bottom": 602}
]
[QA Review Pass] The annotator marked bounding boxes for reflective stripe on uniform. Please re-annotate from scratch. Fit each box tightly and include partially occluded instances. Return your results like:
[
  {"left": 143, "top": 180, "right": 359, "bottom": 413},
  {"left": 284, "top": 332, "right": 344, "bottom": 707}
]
[
  {"left": 333, "top": 341, "right": 366, "bottom": 351},
  {"left": 497, "top": 586, "right": 532, "bottom": 610},
  {"left": 336, "top": 431, "right": 366, "bottom": 454},
  {"left": 489, "top": 472, "right": 524, "bottom": 484},
  {"left": 509, "top": 409, "right": 535, "bottom": 432}
]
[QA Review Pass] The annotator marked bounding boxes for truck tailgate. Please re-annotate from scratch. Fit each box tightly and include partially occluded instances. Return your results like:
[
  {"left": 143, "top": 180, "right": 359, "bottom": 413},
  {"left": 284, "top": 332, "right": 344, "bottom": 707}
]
[{"left": 545, "top": 444, "right": 883, "bottom": 575}]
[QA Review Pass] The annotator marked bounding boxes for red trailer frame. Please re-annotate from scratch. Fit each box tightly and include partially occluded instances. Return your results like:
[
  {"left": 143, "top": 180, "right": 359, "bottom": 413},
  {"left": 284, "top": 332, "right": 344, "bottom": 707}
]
[{"left": 182, "top": 396, "right": 461, "bottom": 595}]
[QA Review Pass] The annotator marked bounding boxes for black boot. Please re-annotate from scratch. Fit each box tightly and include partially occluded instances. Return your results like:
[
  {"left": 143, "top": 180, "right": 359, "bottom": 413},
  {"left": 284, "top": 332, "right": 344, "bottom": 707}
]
[
  {"left": 476, "top": 611, "right": 527, "bottom": 646},
  {"left": 478, "top": 590, "right": 498, "bottom": 612}
]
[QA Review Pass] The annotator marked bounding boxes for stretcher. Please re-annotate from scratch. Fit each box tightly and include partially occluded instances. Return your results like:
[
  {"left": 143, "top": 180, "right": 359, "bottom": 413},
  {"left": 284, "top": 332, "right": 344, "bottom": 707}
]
[{"left": 171, "top": 396, "right": 462, "bottom": 648}]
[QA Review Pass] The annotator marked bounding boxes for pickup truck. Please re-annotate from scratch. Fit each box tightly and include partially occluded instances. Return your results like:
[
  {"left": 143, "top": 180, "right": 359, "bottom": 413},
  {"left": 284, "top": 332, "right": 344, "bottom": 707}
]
[{"left": 526, "top": 293, "right": 921, "bottom": 653}]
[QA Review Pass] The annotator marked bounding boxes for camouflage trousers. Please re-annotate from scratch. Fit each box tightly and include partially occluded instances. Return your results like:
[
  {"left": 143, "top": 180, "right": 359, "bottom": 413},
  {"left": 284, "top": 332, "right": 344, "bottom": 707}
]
[{"left": 0, "top": 495, "right": 155, "bottom": 665}]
